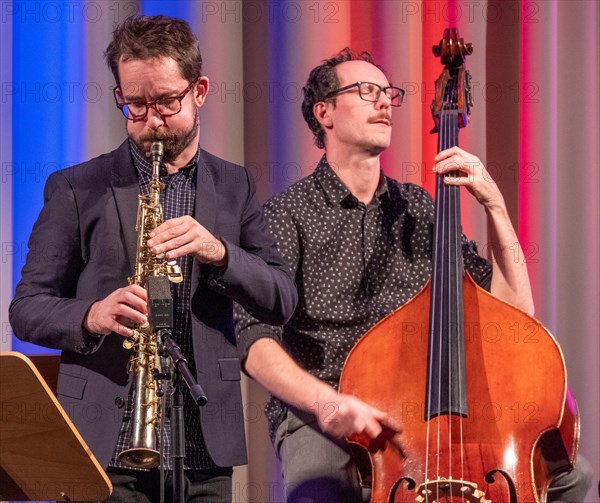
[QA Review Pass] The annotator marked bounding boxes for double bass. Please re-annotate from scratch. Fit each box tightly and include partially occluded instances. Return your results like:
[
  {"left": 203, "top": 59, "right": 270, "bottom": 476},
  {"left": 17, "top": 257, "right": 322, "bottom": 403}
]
[{"left": 339, "top": 29, "right": 579, "bottom": 503}]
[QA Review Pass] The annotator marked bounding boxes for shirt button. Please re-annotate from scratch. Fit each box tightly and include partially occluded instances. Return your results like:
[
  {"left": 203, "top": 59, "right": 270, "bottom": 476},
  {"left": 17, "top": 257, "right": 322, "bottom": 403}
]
[{"left": 114, "top": 396, "right": 125, "bottom": 408}]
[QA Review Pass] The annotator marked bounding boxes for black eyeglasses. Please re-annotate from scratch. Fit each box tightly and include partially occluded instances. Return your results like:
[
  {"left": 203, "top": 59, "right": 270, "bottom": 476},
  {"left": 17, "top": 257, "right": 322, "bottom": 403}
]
[
  {"left": 114, "top": 79, "right": 197, "bottom": 120},
  {"left": 324, "top": 81, "right": 405, "bottom": 107}
]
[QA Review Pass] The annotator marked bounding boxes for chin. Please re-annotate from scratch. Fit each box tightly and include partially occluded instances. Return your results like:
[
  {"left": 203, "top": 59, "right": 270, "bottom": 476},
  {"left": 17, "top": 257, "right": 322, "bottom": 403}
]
[
  {"left": 366, "top": 145, "right": 388, "bottom": 157},
  {"left": 370, "top": 139, "right": 391, "bottom": 154}
]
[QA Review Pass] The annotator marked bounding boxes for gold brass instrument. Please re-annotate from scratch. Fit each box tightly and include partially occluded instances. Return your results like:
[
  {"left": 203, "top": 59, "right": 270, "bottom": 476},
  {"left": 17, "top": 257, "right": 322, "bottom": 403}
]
[{"left": 117, "top": 140, "right": 183, "bottom": 469}]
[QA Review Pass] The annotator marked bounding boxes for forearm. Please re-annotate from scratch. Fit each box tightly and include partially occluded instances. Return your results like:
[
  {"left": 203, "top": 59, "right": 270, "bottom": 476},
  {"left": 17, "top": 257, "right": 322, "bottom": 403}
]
[
  {"left": 9, "top": 294, "right": 100, "bottom": 353},
  {"left": 486, "top": 203, "right": 535, "bottom": 315},
  {"left": 434, "top": 147, "right": 534, "bottom": 315},
  {"left": 245, "top": 338, "right": 338, "bottom": 415}
]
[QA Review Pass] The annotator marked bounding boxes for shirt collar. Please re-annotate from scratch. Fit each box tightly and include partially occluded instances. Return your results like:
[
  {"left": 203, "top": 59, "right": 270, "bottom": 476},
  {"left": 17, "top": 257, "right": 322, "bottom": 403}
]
[
  {"left": 129, "top": 139, "right": 199, "bottom": 181},
  {"left": 315, "top": 155, "right": 389, "bottom": 207}
]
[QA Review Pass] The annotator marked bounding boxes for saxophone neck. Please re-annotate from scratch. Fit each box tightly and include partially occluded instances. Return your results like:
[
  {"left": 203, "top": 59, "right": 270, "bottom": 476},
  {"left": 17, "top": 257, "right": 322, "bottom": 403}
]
[
  {"left": 150, "top": 140, "right": 165, "bottom": 200},
  {"left": 151, "top": 140, "right": 164, "bottom": 166}
]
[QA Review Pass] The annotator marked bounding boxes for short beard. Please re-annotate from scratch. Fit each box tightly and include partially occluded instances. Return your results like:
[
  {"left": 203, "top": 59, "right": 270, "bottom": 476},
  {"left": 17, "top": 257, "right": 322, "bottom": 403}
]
[{"left": 134, "top": 108, "right": 199, "bottom": 164}]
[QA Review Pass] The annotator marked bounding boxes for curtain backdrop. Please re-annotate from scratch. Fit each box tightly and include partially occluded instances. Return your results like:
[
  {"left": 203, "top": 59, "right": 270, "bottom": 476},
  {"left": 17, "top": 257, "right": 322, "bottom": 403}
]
[{"left": 2, "top": 1, "right": 597, "bottom": 501}]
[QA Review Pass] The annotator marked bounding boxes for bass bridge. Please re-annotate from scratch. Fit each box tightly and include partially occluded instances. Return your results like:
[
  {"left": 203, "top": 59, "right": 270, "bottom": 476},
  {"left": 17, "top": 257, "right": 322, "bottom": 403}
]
[{"left": 415, "top": 478, "right": 490, "bottom": 503}]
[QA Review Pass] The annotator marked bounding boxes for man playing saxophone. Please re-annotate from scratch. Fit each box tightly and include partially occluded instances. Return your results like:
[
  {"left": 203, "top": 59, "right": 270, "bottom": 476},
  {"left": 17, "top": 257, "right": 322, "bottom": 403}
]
[{"left": 9, "top": 15, "right": 297, "bottom": 503}]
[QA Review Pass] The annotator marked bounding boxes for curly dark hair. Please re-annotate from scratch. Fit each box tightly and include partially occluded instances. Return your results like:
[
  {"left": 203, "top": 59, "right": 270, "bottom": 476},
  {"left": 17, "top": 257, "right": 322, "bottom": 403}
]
[
  {"left": 104, "top": 15, "right": 202, "bottom": 87},
  {"left": 301, "top": 48, "right": 378, "bottom": 149}
]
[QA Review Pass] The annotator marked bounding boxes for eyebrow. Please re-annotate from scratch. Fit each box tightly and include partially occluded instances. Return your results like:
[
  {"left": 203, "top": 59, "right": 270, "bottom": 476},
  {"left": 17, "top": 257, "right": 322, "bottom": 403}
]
[{"left": 121, "top": 87, "right": 181, "bottom": 102}]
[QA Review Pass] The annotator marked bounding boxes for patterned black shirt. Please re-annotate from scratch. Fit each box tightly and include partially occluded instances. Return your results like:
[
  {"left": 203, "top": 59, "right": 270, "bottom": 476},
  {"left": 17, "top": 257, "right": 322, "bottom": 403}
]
[
  {"left": 110, "top": 140, "right": 216, "bottom": 470},
  {"left": 235, "top": 156, "right": 492, "bottom": 441}
]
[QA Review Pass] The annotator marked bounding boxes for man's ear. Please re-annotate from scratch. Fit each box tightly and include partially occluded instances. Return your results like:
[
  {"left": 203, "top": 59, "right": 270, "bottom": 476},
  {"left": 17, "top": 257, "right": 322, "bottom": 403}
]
[
  {"left": 194, "top": 76, "right": 210, "bottom": 107},
  {"left": 114, "top": 86, "right": 124, "bottom": 103},
  {"left": 313, "top": 101, "right": 333, "bottom": 129}
]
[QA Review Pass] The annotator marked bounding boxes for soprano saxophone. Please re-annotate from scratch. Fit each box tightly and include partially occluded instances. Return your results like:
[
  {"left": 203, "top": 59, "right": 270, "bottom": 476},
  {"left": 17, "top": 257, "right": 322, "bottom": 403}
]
[{"left": 117, "top": 140, "right": 183, "bottom": 469}]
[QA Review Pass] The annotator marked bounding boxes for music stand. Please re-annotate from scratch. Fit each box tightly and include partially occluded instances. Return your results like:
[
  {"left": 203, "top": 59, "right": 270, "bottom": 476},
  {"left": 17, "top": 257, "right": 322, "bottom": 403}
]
[{"left": 0, "top": 352, "right": 112, "bottom": 501}]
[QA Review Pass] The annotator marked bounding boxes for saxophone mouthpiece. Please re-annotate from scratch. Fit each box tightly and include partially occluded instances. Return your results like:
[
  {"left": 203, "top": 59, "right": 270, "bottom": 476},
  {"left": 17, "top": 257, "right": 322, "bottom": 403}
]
[{"left": 150, "top": 141, "right": 164, "bottom": 164}]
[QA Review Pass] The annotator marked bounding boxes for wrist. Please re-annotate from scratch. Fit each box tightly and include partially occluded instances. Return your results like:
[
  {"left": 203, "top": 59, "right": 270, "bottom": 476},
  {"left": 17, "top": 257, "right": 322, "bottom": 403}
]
[
  {"left": 83, "top": 302, "right": 97, "bottom": 333},
  {"left": 484, "top": 198, "right": 509, "bottom": 217},
  {"left": 83, "top": 301, "right": 107, "bottom": 336},
  {"left": 313, "top": 382, "right": 339, "bottom": 410},
  {"left": 211, "top": 237, "right": 228, "bottom": 268}
]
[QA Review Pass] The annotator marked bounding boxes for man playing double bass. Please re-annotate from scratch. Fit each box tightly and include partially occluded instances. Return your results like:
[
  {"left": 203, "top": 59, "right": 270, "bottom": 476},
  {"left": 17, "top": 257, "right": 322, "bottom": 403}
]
[{"left": 234, "top": 48, "right": 593, "bottom": 502}]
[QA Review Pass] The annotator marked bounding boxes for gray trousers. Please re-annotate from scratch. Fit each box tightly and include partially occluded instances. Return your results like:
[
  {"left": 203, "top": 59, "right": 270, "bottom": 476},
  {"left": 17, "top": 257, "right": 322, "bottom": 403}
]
[{"left": 275, "top": 410, "right": 594, "bottom": 503}]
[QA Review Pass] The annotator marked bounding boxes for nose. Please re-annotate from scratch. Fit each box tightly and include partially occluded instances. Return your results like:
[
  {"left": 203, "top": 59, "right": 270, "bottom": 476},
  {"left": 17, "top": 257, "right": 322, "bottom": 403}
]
[
  {"left": 375, "top": 90, "right": 392, "bottom": 110},
  {"left": 145, "top": 104, "right": 166, "bottom": 128}
]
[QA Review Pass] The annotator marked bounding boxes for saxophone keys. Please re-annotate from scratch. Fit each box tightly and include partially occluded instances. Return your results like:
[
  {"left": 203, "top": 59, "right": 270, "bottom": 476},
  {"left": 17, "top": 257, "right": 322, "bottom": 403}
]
[
  {"left": 168, "top": 273, "right": 184, "bottom": 283},
  {"left": 166, "top": 260, "right": 184, "bottom": 283},
  {"left": 123, "top": 328, "right": 143, "bottom": 350}
]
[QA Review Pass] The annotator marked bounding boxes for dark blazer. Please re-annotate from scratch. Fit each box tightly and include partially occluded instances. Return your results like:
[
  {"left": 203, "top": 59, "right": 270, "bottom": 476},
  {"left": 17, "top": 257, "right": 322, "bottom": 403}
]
[{"left": 9, "top": 140, "right": 297, "bottom": 468}]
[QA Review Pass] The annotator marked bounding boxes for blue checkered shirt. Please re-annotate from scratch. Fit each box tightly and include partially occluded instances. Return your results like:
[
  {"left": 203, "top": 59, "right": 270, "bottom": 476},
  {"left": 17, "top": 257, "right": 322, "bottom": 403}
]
[{"left": 109, "top": 140, "right": 217, "bottom": 470}]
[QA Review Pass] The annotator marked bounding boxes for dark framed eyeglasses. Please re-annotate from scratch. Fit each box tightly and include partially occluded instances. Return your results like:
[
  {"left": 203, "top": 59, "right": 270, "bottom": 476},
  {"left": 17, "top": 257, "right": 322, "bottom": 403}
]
[
  {"left": 324, "top": 81, "right": 405, "bottom": 107},
  {"left": 113, "top": 79, "right": 198, "bottom": 120}
]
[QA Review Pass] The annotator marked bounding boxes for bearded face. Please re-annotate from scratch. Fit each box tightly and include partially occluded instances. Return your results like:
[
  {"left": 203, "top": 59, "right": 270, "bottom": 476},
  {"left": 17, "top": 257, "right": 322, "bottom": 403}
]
[{"left": 117, "top": 56, "right": 208, "bottom": 170}]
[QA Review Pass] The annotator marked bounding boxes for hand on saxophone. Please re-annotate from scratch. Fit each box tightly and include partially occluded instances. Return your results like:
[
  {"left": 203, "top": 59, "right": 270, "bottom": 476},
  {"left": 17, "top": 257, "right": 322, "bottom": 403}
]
[
  {"left": 84, "top": 285, "right": 148, "bottom": 337},
  {"left": 147, "top": 215, "right": 227, "bottom": 267}
]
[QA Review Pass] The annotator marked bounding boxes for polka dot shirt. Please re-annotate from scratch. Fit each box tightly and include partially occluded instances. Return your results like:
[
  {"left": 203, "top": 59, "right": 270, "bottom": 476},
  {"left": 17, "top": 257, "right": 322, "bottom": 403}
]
[{"left": 235, "top": 155, "right": 492, "bottom": 440}]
